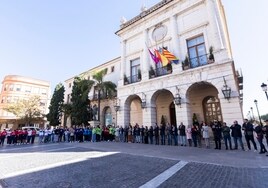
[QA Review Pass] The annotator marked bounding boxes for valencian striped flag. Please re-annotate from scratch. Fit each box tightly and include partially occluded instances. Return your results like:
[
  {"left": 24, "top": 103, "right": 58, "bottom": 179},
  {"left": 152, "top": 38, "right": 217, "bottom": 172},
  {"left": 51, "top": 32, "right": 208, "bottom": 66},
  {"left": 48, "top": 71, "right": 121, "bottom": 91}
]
[
  {"left": 155, "top": 49, "right": 169, "bottom": 66},
  {"left": 148, "top": 49, "right": 160, "bottom": 64},
  {"left": 162, "top": 49, "right": 179, "bottom": 64}
]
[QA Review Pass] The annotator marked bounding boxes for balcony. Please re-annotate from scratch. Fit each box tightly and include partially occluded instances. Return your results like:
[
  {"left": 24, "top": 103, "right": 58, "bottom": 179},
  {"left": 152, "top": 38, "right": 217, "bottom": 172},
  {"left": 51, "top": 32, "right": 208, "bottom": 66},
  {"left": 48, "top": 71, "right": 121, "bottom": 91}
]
[
  {"left": 149, "top": 64, "right": 172, "bottom": 79},
  {"left": 182, "top": 54, "right": 214, "bottom": 70},
  {"left": 124, "top": 74, "right": 141, "bottom": 85}
]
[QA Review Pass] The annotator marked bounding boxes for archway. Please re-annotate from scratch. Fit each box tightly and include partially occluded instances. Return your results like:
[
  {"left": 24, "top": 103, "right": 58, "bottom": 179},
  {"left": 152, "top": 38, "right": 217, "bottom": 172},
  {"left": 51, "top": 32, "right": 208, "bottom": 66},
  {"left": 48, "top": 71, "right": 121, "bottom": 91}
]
[
  {"left": 151, "top": 89, "right": 174, "bottom": 125},
  {"left": 187, "top": 81, "right": 221, "bottom": 124}
]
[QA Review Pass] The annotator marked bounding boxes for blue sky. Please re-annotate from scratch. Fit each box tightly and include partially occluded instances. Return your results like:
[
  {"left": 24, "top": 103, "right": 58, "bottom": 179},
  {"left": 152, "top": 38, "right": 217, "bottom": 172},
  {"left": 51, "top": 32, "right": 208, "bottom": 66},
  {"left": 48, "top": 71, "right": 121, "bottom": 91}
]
[{"left": 0, "top": 0, "right": 267, "bottom": 118}]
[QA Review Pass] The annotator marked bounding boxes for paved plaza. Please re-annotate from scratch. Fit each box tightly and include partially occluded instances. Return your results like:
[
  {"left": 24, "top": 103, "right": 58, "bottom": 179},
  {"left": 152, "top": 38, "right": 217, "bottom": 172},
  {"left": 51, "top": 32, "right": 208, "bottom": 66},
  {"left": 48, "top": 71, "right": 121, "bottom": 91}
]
[{"left": 0, "top": 142, "right": 267, "bottom": 188}]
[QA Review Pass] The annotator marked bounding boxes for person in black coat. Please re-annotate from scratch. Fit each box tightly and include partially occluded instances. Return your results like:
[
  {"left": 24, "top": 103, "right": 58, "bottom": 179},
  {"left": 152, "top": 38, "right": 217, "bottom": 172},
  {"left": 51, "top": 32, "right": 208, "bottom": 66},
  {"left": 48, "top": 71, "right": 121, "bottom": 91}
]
[
  {"left": 211, "top": 120, "right": 222, "bottom": 150},
  {"left": 254, "top": 123, "right": 267, "bottom": 154},
  {"left": 230, "top": 120, "right": 245, "bottom": 150},
  {"left": 242, "top": 119, "right": 257, "bottom": 151}
]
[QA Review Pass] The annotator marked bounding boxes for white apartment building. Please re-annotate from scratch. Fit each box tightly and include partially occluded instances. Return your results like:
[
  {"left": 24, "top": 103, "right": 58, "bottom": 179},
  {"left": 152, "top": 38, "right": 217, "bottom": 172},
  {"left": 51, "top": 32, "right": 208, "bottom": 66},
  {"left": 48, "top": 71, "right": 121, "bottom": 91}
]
[
  {"left": 0, "top": 75, "right": 50, "bottom": 130},
  {"left": 64, "top": 0, "right": 243, "bottom": 127}
]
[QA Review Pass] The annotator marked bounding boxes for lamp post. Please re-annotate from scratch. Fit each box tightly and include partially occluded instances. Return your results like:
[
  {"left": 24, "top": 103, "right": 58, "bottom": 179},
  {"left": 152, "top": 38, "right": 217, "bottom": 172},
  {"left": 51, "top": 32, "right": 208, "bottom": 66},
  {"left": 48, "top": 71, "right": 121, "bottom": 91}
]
[
  {"left": 250, "top": 107, "right": 255, "bottom": 121},
  {"left": 221, "top": 77, "right": 231, "bottom": 100},
  {"left": 261, "top": 83, "right": 268, "bottom": 100},
  {"left": 114, "top": 99, "right": 120, "bottom": 126},
  {"left": 254, "top": 100, "right": 262, "bottom": 125}
]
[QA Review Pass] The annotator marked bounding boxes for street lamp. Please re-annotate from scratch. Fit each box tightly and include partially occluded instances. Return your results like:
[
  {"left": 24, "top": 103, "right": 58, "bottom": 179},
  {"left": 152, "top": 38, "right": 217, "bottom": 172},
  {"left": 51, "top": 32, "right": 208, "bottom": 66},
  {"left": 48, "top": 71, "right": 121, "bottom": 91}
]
[
  {"left": 261, "top": 83, "right": 268, "bottom": 100},
  {"left": 254, "top": 100, "right": 262, "bottom": 125},
  {"left": 141, "top": 92, "right": 146, "bottom": 108},
  {"left": 174, "top": 93, "right": 181, "bottom": 106},
  {"left": 250, "top": 107, "right": 255, "bottom": 121},
  {"left": 221, "top": 77, "right": 231, "bottom": 100}
]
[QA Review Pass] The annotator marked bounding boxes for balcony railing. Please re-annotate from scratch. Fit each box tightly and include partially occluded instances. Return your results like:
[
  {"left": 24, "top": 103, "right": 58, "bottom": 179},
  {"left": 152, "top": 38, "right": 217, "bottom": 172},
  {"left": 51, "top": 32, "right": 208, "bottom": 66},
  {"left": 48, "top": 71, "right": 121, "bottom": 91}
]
[
  {"left": 183, "top": 54, "right": 214, "bottom": 70},
  {"left": 124, "top": 74, "right": 141, "bottom": 85},
  {"left": 149, "top": 65, "right": 172, "bottom": 79}
]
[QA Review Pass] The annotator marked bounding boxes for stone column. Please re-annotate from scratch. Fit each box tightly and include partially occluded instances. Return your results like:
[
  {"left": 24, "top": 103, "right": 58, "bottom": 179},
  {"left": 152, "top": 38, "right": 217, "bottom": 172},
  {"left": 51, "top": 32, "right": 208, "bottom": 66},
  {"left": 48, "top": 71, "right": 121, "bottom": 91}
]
[
  {"left": 142, "top": 29, "right": 149, "bottom": 80},
  {"left": 206, "top": 0, "right": 224, "bottom": 50},
  {"left": 120, "top": 40, "right": 126, "bottom": 86},
  {"left": 170, "top": 15, "right": 182, "bottom": 72}
]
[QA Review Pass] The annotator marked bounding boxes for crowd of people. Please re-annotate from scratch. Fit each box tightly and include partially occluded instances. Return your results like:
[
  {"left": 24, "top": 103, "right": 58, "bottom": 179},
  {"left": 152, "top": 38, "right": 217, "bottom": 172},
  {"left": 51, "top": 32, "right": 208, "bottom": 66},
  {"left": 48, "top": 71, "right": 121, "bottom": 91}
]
[{"left": 1, "top": 119, "right": 268, "bottom": 157}]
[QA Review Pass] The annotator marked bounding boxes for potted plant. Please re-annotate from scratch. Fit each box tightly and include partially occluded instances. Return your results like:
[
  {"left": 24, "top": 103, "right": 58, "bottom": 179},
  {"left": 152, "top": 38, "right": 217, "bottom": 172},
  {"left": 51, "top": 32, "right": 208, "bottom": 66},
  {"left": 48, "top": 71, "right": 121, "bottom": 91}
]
[
  {"left": 138, "top": 69, "right": 141, "bottom": 81},
  {"left": 124, "top": 74, "right": 129, "bottom": 84},
  {"left": 166, "top": 63, "right": 172, "bottom": 73},
  {"left": 208, "top": 46, "right": 215, "bottom": 63},
  {"left": 183, "top": 55, "right": 189, "bottom": 70},
  {"left": 149, "top": 65, "right": 156, "bottom": 78}
]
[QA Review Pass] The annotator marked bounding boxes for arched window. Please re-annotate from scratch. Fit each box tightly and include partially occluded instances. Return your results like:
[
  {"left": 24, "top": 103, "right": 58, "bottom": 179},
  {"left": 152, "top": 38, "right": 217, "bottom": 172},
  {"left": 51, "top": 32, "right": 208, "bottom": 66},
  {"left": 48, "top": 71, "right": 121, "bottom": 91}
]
[{"left": 203, "top": 96, "right": 222, "bottom": 124}]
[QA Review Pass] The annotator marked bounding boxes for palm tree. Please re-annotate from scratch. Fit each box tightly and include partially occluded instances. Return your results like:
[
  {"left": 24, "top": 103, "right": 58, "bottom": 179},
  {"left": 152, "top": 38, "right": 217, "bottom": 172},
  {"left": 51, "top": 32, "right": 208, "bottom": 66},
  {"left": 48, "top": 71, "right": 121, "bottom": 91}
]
[{"left": 92, "top": 68, "right": 117, "bottom": 121}]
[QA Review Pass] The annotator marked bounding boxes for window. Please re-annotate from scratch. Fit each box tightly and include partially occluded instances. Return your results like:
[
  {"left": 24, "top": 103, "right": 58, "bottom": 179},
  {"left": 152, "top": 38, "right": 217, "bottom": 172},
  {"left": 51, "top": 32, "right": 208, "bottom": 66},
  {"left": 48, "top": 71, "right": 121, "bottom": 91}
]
[
  {"left": 40, "top": 88, "right": 47, "bottom": 95},
  {"left": 187, "top": 35, "right": 207, "bottom": 68},
  {"left": 40, "top": 100, "right": 46, "bottom": 106},
  {"left": 13, "top": 97, "right": 19, "bottom": 103},
  {"left": 33, "top": 87, "right": 39, "bottom": 94},
  {"left": 4, "top": 84, "right": 8, "bottom": 91},
  {"left": 111, "top": 66, "right": 115, "bottom": 73},
  {"left": 203, "top": 96, "right": 222, "bottom": 124},
  {"left": 67, "top": 94, "right": 71, "bottom": 103},
  {"left": 15, "top": 84, "right": 21, "bottom": 91},
  {"left": 1, "top": 97, "right": 5, "bottom": 103},
  {"left": 130, "top": 58, "right": 140, "bottom": 83},
  {"left": 6, "top": 96, "right": 11, "bottom": 103},
  {"left": 24, "top": 86, "right": 31, "bottom": 93},
  {"left": 9, "top": 84, "right": 14, "bottom": 91},
  {"left": 69, "top": 83, "right": 72, "bottom": 88}
]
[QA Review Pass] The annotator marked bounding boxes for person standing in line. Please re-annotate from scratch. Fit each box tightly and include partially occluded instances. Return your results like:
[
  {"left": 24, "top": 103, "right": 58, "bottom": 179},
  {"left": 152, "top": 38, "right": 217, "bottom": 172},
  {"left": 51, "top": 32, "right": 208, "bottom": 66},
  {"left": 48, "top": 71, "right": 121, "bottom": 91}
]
[
  {"left": 254, "top": 122, "right": 267, "bottom": 155},
  {"left": 230, "top": 120, "right": 245, "bottom": 150},
  {"left": 31, "top": 128, "right": 36, "bottom": 144},
  {"left": 222, "top": 122, "right": 232, "bottom": 150},
  {"left": 173, "top": 124, "right": 178, "bottom": 146},
  {"left": 144, "top": 126, "right": 149, "bottom": 144},
  {"left": 263, "top": 119, "right": 268, "bottom": 148},
  {"left": 186, "top": 125, "right": 192, "bottom": 147},
  {"left": 140, "top": 125, "right": 145, "bottom": 143},
  {"left": 211, "top": 120, "right": 222, "bottom": 150},
  {"left": 148, "top": 126, "right": 154, "bottom": 144},
  {"left": 242, "top": 119, "right": 257, "bottom": 151},
  {"left": 0, "top": 129, "right": 7, "bottom": 146},
  {"left": 167, "top": 123, "right": 173, "bottom": 145},
  {"left": 178, "top": 122, "right": 186, "bottom": 146},
  {"left": 191, "top": 124, "right": 198, "bottom": 147},
  {"left": 160, "top": 124, "right": 166, "bottom": 145},
  {"left": 154, "top": 123, "right": 159, "bottom": 145},
  {"left": 201, "top": 122, "right": 210, "bottom": 148}
]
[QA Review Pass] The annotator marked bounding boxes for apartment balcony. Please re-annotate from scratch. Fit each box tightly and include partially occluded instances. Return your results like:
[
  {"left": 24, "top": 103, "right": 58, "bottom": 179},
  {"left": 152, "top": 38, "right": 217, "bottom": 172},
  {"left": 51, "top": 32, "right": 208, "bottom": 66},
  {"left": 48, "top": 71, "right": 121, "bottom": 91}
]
[
  {"left": 124, "top": 74, "right": 141, "bottom": 85},
  {"left": 149, "top": 65, "right": 172, "bottom": 79},
  {"left": 182, "top": 54, "right": 214, "bottom": 70}
]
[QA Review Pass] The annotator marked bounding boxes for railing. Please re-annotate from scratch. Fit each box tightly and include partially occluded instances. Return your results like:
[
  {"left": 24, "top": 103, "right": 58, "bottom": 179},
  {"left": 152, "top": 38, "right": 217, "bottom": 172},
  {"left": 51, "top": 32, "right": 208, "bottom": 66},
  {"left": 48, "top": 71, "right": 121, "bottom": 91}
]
[
  {"left": 124, "top": 74, "right": 141, "bottom": 85},
  {"left": 149, "top": 65, "right": 172, "bottom": 79},
  {"left": 183, "top": 54, "right": 214, "bottom": 70}
]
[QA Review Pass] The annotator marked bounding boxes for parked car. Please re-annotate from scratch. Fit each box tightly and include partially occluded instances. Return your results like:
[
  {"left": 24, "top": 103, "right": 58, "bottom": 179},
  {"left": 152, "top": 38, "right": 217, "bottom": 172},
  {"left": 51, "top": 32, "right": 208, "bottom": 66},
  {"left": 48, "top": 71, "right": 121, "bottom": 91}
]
[{"left": 21, "top": 127, "right": 40, "bottom": 135}]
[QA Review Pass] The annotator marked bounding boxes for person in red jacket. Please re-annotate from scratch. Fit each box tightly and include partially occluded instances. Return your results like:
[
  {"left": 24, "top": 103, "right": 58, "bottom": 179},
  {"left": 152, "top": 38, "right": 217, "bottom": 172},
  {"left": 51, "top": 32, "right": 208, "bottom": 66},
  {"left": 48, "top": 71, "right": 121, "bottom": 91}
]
[
  {"left": 31, "top": 129, "right": 36, "bottom": 144},
  {"left": 0, "top": 129, "right": 7, "bottom": 146}
]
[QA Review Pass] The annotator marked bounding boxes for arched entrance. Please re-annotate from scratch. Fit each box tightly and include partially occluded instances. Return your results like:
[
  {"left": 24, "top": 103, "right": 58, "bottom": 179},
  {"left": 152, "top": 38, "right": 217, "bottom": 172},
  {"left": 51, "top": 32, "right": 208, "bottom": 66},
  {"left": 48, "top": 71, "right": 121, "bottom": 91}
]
[
  {"left": 151, "top": 89, "right": 175, "bottom": 125},
  {"left": 130, "top": 98, "right": 143, "bottom": 126},
  {"left": 187, "top": 82, "right": 222, "bottom": 124}
]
